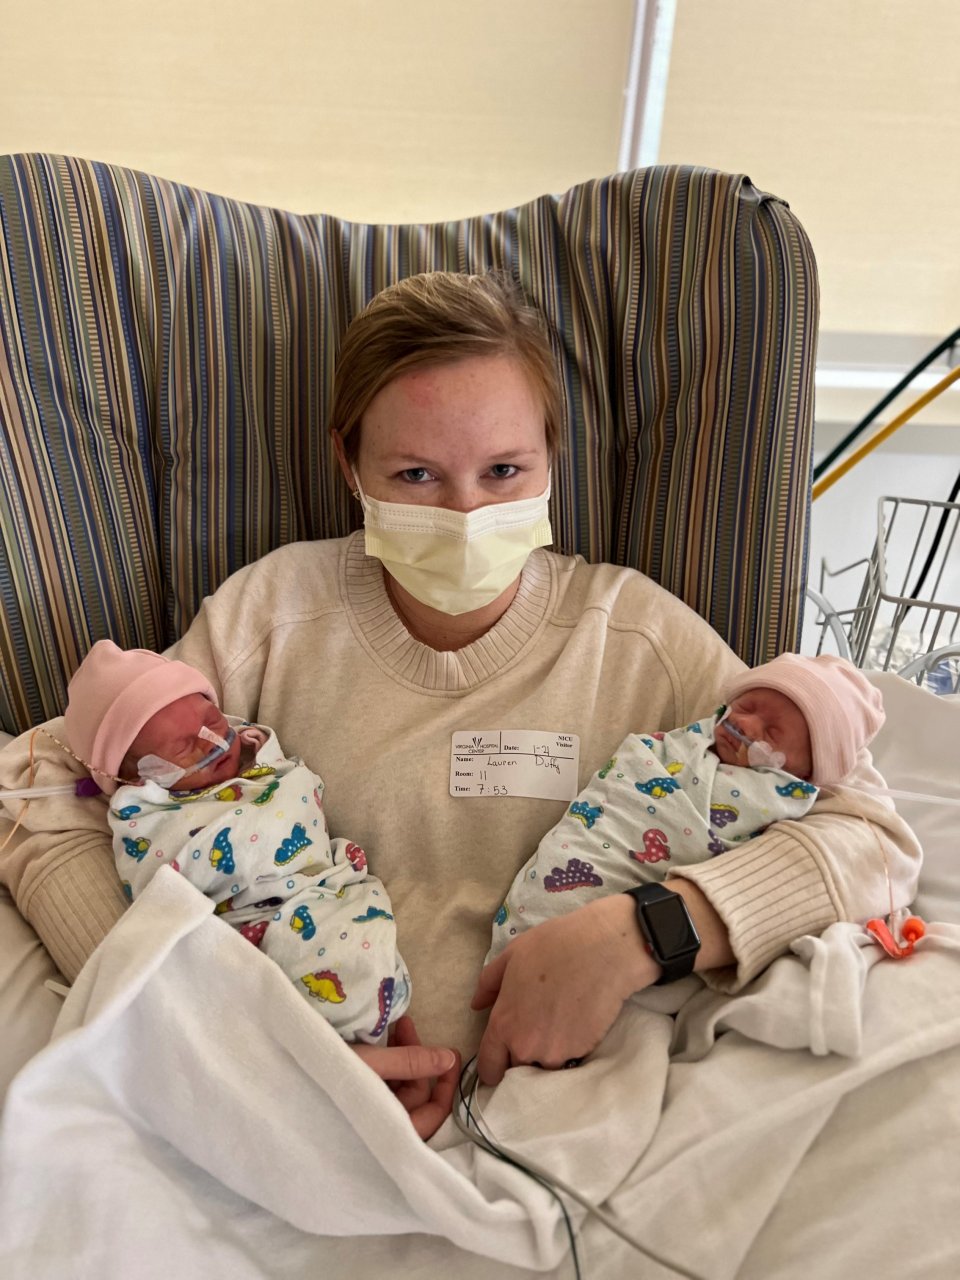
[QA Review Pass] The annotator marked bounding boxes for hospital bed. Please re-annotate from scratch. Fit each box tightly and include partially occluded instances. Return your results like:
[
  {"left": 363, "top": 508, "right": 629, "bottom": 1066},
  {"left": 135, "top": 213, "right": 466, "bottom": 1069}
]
[{"left": 0, "top": 154, "right": 958, "bottom": 1279}]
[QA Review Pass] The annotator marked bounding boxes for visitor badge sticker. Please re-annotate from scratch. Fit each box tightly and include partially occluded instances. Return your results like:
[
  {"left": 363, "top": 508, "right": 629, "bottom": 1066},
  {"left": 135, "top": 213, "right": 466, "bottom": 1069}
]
[{"left": 450, "top": 731, "right": 580, "bottom": 800}]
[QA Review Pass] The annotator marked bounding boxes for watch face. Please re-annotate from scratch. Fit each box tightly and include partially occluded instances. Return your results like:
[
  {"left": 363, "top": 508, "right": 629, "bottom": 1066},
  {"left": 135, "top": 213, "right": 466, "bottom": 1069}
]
[{"left": 642, "top": 894, "right": 700, "bottom": 959}]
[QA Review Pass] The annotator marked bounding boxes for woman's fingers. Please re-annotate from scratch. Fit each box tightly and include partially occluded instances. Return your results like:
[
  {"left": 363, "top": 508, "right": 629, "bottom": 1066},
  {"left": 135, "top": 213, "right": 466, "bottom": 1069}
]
[
  {"left": 475, "top": 1026, "right": 511, "bottom": 1087},
  {"left": 407, "top": 1050, "right": 462, "bottom": 1141},
  {"left": 353, "top": 1038, "right": 457, "bottom": 1082},
  {"left": 388, "top": 1015, "right": 436, "bottom": 1111},
  {"left": 474, "top": 897, "right": 657, "bottom": 1085},
  {"left": 352, "top": 1015, "right": 461, "bottom": 1141},
  {"left": 470, "top": 949, "right": 508, "bottom": 1010}
]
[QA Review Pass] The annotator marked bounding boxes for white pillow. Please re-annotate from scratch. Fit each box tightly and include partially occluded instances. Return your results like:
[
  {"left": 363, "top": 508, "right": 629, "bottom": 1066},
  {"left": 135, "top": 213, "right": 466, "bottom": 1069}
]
[{"left": 865, "top": 672, "right": 959, "bottom": 925}]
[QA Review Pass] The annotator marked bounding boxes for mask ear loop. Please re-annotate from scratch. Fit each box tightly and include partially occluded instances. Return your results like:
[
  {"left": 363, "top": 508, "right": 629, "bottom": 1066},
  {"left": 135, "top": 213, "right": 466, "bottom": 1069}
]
[{"left": 716, "top": 708, "right": 787, "bottom": 770}]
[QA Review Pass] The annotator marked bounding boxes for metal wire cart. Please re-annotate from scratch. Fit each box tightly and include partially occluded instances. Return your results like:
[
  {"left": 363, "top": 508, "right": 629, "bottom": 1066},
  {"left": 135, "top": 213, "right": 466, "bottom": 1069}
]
[{"left": 807, "top": 496, "right": 960, "bottom": 694}]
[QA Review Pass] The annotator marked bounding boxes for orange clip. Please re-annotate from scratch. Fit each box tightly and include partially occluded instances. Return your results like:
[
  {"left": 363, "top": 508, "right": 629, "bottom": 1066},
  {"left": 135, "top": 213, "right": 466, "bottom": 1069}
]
[{"left": 865, "top": 915, "right": 926, "bottom": 959}]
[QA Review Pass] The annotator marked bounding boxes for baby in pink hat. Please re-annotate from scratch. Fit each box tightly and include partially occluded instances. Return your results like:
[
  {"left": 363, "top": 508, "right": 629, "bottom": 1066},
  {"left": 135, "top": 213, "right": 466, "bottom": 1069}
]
[
  {"left": 64, "top": 640, "right": 410, "bottom": 1044},
  {"left": 716, "top": 652, "right": 886, "bottom": 786},
  {"left": 489, "top": 654, "right": 885, "bottom": 961}
]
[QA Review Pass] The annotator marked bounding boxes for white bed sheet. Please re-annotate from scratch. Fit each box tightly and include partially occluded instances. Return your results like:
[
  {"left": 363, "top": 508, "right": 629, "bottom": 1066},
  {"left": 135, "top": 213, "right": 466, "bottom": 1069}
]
[
  {"left": 865, "top": 674, "right": 959, "bottom": 925},
  {"left": 2, "top": 867, "right": 959, "bottom": 1280}
]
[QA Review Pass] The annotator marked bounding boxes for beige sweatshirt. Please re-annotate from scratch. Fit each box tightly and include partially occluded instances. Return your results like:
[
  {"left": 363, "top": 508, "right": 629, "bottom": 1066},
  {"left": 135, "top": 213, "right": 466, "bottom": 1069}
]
[{"left": 0, "top": 534, "right": 922, "bottom": 1056}]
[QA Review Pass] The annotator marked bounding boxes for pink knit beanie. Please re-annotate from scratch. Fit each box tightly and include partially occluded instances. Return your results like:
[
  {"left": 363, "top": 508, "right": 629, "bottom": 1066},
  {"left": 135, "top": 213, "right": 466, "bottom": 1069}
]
[
  {"left": 723, "top": 653, "right": 885, "bottom": 785},
  {"left": 64, "top": 640, "right": 217, "bottom": 794}
]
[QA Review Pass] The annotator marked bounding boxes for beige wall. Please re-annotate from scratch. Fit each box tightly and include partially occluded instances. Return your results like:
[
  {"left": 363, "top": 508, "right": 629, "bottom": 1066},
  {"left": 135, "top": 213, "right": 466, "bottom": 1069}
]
[
  {"left": 3, "top": 1, "right": 957, "bottom": 344},
  {"left": 0, "top": 0, "right": 633, "bottom": 223},
  {"left": 659, "top": 0, "right": 960, "bottom": 338}
]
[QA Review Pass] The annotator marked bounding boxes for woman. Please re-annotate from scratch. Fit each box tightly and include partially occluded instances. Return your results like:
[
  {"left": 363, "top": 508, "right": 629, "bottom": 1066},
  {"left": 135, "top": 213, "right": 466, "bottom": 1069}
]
[{"left": 0, "top": 271, "right": 920, "bottom": 1138}]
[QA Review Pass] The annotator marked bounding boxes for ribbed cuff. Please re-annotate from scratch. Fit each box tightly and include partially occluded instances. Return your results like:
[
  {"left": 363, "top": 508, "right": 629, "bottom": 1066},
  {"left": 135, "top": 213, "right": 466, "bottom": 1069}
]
[
  {"left": 20, "top": 837, "right": 129, "bottom": 983},
  {"left": 669, "top": 826, "right": 839, "bottom": 993}
]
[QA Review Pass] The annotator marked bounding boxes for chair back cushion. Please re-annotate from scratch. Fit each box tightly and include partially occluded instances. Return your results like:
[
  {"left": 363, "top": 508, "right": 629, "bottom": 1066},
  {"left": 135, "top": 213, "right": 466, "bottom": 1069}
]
[{"left": 0, "top": 154, "right": 817, "bottom": 734}]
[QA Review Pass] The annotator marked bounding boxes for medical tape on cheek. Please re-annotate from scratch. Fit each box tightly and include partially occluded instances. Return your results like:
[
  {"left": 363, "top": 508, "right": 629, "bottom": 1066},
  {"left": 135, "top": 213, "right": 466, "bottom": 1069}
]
[
  {"left": 716, "top": 710, "right": 785, "bottom": 769},
  {"left": 746, "top": 740, "right": 786, "bottom": 769},
  {"left": 136, "top": 754, "right": 187, "bottom": 787},
  {"left": 136, "top": 726, "right": 237, "bottom": 788},
  {"left": 177, "top": 726, "right": 238, "bottom": 777},
  {"left": 198, "top": 725, "right": 231, "bottom": 751}
]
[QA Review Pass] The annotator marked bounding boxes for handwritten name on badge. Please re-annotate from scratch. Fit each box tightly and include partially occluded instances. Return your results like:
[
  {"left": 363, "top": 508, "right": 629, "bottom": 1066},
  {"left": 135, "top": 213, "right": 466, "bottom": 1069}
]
[{"left": 450, "top": 731, "right": 580, "bottom": 800}]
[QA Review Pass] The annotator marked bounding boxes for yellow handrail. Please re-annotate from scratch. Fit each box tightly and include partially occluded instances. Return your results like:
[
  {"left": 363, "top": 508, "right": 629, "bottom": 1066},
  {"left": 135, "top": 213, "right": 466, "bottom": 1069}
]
[{"left": 813, "top": 363, "right": 960, "bottom": 500}]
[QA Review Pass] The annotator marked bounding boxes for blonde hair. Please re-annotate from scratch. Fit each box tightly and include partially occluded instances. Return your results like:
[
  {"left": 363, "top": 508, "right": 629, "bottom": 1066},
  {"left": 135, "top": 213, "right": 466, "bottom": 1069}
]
[{"left": 330, "top": 272, "right": 563, "bottom": 462}]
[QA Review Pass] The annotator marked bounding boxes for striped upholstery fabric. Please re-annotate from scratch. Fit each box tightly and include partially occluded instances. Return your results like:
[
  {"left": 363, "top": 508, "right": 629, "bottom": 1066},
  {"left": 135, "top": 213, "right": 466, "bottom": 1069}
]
[{"left": 0, "top": 153, "right": 817, "bottom": 736}]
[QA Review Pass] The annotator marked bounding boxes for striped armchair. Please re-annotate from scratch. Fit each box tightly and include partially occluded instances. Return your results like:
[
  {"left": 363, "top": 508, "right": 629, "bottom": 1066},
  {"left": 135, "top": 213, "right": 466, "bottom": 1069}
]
[{"left": 0, "top": 154, "right": 818, "bottom": 736}]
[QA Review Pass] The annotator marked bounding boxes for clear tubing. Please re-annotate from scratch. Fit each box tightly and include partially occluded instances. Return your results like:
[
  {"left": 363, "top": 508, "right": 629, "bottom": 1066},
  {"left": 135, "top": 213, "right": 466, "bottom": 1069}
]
[
  {"left": 137, "top": 725, "right": 236, "bottom": 787},
  {"left": 0, "top": 784, "right": 78, "bottom": 800},
  {"left": 716, "top": 711, "right": 786, "bottom": 769}
]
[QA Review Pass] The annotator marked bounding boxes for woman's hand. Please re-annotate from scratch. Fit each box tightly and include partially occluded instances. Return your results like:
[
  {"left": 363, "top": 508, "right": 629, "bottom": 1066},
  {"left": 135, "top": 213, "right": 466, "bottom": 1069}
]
[
  {"left": 471, "top": 895, "right": 658, "bottom": 1086},
  {"left": 351, "top": 1014, "right": 461, "bottom": 1141}
]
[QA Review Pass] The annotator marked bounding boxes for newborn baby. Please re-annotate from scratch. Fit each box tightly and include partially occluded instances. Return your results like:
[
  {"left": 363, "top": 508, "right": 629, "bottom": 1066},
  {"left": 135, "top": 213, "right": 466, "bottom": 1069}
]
[
  {"left": 64, "top": 640, "right": 410, "bottom": 1043},
  {"left": 489, "top": 653, "right": 884, "bottom": 959}
]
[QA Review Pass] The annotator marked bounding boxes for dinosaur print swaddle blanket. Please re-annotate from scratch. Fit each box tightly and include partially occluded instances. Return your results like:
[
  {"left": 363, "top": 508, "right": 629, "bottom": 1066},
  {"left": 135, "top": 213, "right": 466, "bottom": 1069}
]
[
  {"left": 489, "top": 713, "right": 818, "bottom": 959},
  {"left": 110, "top": 718, "right": 410, "bottom": 1043}
]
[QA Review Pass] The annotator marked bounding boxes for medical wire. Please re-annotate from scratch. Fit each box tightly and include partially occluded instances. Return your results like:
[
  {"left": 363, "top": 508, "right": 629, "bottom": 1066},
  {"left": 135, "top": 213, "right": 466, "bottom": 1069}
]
[
  {"left": 0, "top": 783, "right": 79, "bottom": 800},
  {"left": 0, "top": 728, "right": 44, "bottom": 854},
  {"left": 812, "top": 364, "right": 960, "bottom": 500},
  {"left": 815, "top": 773, "right": 936, "bottom": 954},
  {"left": 812, "top": 326, "right": 960, "bottom": 481},
  {"left": 455, "top": 1061, "right": 583, "bottom": 1279},
  {"left": 449, "top": 769, "right": 952, "bottom": 1279},
  {"left": 908, "top": 464, "right": 960, "bottom": 602},
  {"left": 453, "top": 1058, "right": 704, "bottom": 1280},
  {"left": 869, "top": 784, "right": 960, "bottom": 808}
]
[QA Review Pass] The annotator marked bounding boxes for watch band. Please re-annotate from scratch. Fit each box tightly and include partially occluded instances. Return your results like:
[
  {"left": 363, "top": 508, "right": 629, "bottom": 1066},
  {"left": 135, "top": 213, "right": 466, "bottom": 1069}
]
[{"left": 623, "top": 883, "right": 701, "bottom": 985}]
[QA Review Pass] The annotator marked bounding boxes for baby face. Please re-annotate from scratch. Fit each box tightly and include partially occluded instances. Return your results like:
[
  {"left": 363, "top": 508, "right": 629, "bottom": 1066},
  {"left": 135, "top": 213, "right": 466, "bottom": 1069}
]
[
  {"left": 122, "top": 693, "right": 242, "bottom": 790},
  {"left": 713, "top": 687, "right": 813, "bottom": 779}
]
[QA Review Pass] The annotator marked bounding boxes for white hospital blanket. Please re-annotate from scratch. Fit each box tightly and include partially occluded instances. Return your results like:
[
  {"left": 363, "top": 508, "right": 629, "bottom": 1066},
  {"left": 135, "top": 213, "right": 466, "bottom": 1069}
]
[{"left": 2, "top": 868, "right": 959, "bottom": 1280}]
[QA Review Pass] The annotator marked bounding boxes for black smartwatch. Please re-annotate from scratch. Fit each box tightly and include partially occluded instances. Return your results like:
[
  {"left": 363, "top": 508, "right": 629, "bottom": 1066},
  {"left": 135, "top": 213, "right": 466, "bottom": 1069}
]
[{"left": 624, "top": 883, "right": 701, "bottom": 984}]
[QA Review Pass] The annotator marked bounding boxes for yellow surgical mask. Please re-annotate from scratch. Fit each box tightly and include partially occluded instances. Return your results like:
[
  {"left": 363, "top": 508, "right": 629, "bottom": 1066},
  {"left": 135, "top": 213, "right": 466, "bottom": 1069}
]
[{"left": 353, "top": 474, "right": 553, "bottom": 615}]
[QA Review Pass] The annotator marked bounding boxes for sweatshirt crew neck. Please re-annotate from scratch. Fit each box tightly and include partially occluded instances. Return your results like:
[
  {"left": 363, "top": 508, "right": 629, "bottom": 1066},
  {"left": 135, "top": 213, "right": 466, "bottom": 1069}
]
[{"left": 341, "top": 531, "right": 555, "bottom": 692}]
